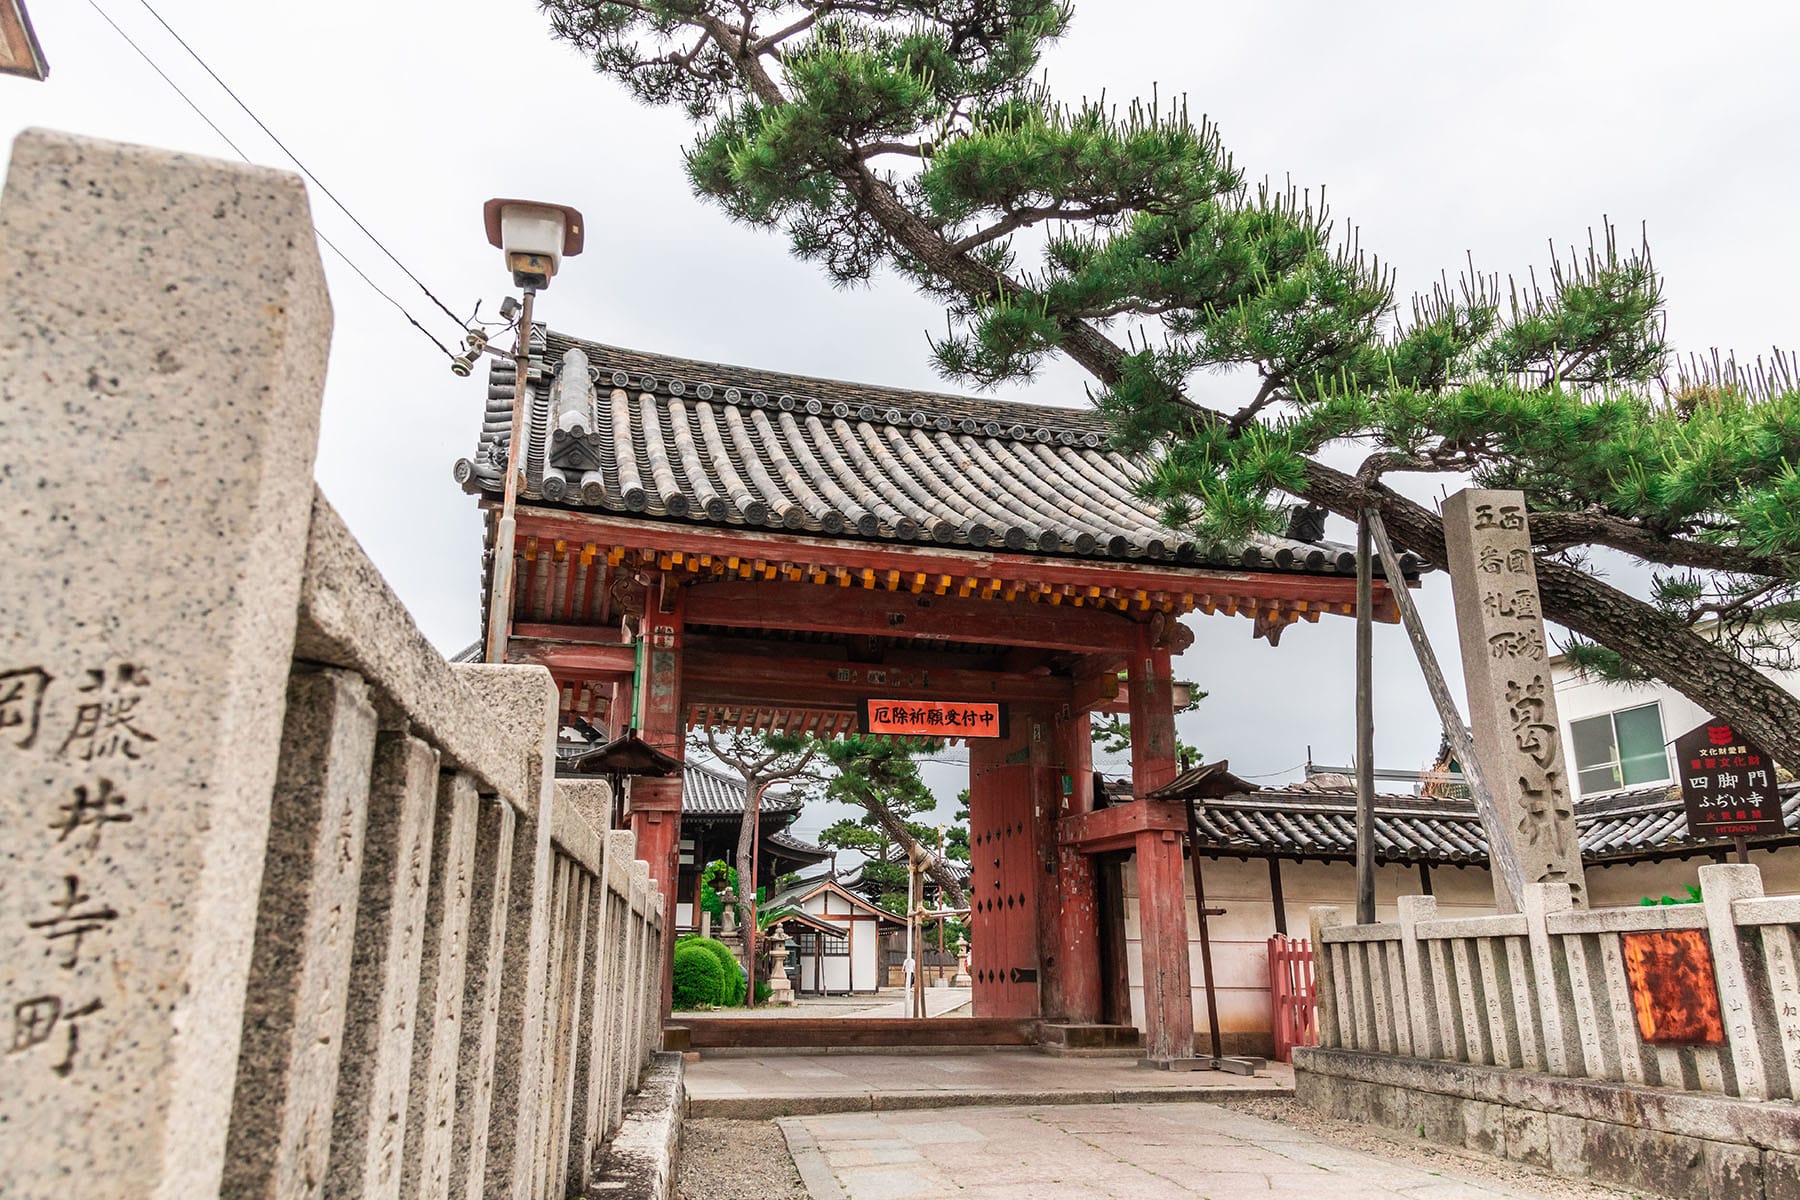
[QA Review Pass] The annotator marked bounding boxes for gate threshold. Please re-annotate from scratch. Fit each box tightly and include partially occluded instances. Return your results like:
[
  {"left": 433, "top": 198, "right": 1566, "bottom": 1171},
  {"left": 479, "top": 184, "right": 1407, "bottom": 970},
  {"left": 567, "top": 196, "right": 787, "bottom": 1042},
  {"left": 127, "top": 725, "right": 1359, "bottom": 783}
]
[{"left": 671, "top": 1016, "right": 1037, "bottom": 1051}]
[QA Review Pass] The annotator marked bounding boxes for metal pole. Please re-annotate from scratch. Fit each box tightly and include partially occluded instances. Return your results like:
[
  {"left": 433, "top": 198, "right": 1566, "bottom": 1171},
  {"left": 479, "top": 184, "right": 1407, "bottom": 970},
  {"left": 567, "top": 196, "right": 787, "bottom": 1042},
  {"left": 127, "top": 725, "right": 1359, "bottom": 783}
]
[
  {"left": 1355, "top": 509, "right": 1377, "bottom": 926},
  {"left": 485, "top": 288, "right": 535, "bottom": 664}
]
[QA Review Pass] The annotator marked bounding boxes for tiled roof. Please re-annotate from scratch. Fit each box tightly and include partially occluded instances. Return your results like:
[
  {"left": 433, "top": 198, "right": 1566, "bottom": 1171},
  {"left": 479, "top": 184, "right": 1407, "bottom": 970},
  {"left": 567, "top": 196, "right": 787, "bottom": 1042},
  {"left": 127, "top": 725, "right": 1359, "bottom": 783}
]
[
  {"left": 1106, "top": 777, "right": 1800, "bottom": 865},
  {"left": 678, "top": 760, "right": 801, "bottom": 817},
  {"left": 767, "top": 828, "right": 829, "bottom": 861},
  {"left": 456, "top": 333, "right": 1418, "bottom": 576},
  {"left": 548, "top": 747, "right": 797, "bottom": 818}
]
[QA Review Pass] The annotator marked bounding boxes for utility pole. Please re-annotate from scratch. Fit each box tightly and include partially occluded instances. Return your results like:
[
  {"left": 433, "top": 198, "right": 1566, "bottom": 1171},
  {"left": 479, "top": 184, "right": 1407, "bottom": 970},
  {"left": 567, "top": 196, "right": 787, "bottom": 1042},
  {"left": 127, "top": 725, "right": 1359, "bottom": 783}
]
[
  {"left": 485, "top": 288, "right": 534, "bottom": 664},
  {"left": 477, "top": 197, "right": 584, "bottom": 665}
]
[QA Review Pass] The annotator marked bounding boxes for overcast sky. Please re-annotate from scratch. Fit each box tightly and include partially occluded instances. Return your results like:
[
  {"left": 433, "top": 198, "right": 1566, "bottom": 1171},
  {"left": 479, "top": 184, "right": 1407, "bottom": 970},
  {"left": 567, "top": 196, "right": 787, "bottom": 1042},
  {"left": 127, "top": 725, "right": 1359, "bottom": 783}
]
[{"left": 7, "top": 1, "right": 1797, "bottom": 845}]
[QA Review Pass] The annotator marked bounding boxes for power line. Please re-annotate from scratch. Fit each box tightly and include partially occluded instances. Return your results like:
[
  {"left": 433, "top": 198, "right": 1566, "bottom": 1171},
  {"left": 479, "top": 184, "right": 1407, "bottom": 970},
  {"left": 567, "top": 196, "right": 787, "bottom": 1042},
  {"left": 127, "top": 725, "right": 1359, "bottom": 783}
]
[
  {"left": 134, "top": 0, "right": 470, "bottom": 334},
  {"left": 85, "top": 0, "right": 457, "bottom": 360}
]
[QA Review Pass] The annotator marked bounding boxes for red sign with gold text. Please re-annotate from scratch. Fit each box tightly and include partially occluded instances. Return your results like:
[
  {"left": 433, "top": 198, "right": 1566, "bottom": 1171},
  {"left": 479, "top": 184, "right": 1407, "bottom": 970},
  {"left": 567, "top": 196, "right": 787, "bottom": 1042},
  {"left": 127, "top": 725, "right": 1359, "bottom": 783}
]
[{"left": 861, "top": 699, "right": 1006, "bottom": 738}]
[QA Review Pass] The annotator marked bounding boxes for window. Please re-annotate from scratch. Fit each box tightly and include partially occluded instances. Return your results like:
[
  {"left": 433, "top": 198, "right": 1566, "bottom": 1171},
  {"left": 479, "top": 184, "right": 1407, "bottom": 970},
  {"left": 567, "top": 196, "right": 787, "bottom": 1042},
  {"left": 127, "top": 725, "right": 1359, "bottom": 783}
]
[{"left": 1571, "top": 703, "right": 1671, "bottom": 796}]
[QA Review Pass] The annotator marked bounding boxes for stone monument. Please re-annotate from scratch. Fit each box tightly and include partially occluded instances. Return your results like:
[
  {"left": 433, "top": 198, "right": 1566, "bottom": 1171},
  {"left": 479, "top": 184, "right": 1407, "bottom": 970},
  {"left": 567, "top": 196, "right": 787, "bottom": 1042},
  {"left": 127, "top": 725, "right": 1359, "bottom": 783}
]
[
  {"left": 0, "top": 130, "right": 332, "bottom": 1198},
  {"left": 1442, "top": 489, "right": 1586, "bottom": 910}
]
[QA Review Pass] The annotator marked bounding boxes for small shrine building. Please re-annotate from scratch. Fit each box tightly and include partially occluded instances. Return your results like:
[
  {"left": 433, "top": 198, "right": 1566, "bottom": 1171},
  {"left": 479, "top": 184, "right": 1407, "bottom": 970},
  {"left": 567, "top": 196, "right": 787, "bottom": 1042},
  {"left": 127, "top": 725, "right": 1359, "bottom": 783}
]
[{"left": 456, "top": 331, "right": 1414, "bottom": 1060}]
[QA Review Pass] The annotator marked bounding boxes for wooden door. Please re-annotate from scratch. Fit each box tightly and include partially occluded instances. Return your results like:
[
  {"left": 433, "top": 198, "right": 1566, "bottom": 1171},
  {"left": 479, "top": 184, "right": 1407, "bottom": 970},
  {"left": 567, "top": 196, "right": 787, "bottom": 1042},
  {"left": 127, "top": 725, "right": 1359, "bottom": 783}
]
[{"left": 969, "top": 762, "right": 1041, "bottom": 1017}]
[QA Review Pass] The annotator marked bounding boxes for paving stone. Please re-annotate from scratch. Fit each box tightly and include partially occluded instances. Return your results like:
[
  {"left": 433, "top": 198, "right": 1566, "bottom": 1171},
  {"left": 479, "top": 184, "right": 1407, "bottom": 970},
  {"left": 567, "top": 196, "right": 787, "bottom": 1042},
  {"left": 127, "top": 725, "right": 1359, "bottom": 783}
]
[{"left": 791, "top": 1100, "right": 1594, "bottom": 1199}]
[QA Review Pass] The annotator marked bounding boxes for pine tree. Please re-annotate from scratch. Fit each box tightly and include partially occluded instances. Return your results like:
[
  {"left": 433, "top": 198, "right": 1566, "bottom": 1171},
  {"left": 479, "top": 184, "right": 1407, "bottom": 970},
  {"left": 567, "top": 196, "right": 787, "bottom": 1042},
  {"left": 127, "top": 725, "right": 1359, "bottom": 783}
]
[
  {"left": 818, "top": 735, "right": 967, "bottom": 910},
  {"left": 544, "top": 2, "right": 1800, "bottom": 764}
]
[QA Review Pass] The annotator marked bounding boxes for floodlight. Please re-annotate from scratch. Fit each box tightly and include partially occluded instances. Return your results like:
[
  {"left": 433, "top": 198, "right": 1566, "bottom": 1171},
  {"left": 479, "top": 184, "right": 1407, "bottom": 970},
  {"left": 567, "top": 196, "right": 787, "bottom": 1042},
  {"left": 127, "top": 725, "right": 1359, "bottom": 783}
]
[{"left": 483, "top": 198, "right": 585, "bottom": 290}]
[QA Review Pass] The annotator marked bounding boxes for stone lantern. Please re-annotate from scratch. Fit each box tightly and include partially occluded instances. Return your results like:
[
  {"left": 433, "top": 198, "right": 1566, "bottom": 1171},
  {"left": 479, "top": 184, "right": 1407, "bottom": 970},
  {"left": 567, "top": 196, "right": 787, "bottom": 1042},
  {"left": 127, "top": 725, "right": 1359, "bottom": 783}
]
[
  {"left": 951, "top": 935, "right": 971, "bottom": 988},
  {"left": 766, "top": 921, "right": 796, "bottom": 1007}
]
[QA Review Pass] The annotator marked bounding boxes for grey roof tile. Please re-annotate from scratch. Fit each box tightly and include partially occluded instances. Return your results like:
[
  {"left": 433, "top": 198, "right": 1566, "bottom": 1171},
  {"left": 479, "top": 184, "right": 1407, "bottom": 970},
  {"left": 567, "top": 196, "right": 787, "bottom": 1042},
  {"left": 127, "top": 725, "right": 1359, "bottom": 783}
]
[
  {"left": 1115, "top": 778, "right": 1799, "bottom": 865},
  {"left": 459, "top": 333, "right": 1425, "bottom": 576}
]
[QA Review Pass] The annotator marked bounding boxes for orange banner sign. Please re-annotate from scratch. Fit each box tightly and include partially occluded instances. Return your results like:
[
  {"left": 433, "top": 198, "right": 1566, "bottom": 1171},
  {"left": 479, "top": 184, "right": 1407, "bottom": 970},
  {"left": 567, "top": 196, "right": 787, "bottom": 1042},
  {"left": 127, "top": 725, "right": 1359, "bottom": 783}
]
[{"left": 862, "top": 700, "right": 1006, "bottom": 738}]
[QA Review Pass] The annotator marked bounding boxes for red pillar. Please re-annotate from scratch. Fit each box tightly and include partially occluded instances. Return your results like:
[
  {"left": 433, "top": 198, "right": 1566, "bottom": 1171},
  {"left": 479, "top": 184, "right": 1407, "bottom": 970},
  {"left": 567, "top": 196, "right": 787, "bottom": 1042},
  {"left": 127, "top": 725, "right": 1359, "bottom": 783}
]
[
  {"left": 1040, "top": 708, "right": 1102, "bottom": 1023},
  {"left": 1130, "top": 624, "right": 1195, "bottom": 1060},
  {"left": 627, "top": 574, "right": 684, "bottom": 1016}
]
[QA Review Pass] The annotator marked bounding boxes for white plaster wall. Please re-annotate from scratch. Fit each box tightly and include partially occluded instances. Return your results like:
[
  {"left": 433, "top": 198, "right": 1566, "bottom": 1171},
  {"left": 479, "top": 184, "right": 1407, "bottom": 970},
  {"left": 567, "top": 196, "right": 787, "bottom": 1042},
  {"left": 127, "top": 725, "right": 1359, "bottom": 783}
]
[{"left": 1552, "top": 645, "right": 1800, "bottom": 800}]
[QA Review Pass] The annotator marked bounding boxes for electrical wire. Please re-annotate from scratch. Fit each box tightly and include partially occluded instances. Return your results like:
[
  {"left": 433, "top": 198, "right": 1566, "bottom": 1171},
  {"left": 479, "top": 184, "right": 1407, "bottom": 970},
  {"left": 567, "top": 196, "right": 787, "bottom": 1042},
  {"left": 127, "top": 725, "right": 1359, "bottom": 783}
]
[
  {"left": 85, "top": 0, "right": 458, "bottom": 360},
  {"left": 133, "top": 0, "right": 471, "bottom": 334}
]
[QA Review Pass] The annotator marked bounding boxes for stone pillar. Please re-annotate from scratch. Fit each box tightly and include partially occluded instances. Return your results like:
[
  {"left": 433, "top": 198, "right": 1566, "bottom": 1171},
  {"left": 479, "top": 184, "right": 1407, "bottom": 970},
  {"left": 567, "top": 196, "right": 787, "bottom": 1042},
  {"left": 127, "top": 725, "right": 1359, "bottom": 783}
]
[
  {"left": 1442, "top": 489, "right": 1586, "bottom": 910},
  {"left": 0, "top": 131, "right": 330, "bottom": 1199},
  {"left": 1129, "top": 626, "right": 1196, "bottom": 1061}
]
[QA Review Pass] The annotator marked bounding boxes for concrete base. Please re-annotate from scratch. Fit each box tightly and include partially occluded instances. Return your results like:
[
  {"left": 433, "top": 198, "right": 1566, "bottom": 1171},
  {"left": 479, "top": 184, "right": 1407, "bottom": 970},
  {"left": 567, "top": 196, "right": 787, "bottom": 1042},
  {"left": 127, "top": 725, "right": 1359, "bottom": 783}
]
[
  {"left": 592, "top": 1052, "right": 684, "bottom": 1200},
  {"left": 1297, "top": 1047, "right": 1800, "bottom": 1200}
]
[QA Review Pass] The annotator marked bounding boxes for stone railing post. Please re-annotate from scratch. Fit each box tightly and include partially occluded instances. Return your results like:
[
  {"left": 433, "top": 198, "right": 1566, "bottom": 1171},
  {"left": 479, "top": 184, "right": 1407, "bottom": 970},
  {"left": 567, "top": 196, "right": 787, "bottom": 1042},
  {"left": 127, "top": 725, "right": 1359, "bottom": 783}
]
[
  {"left": 404, "top": 772, "right": 481, "bottom": 1200},
  {"left": 452, "top": 664, "right": 558, "bottom": 1200},
  {"left": 1308, "top": 907, "right": 1344, "bottom": 1048},
  {"left": 1521, "top": 882, "right": 1580, "bottom": 1076},
  {"left": 0, "top": 131, "right": 329, "bottom": 1199},
  {"left": 1395, "top": 896, "right": 1441, "bottom": 1059},
  {"left": 328, "top": 731, "right": 441, "bottom": 1200},
  {"left": 1700, "top": 863, "right": 1782, "bottom": 1099}
]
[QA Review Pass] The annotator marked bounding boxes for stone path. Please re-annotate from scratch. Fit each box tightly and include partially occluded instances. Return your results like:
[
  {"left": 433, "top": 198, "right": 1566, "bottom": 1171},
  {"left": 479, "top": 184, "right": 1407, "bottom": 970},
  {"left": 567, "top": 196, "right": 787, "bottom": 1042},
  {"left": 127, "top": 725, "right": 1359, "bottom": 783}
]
[
  {"left": 840, "top": 984, "right": 970, "bottom": 1018},
  {"left": 780, "top": 1102, "right": 1597, "bottom": 1199},
  {"left": 686, "top": 1051, "right": 1292, "bottom": 1118}
]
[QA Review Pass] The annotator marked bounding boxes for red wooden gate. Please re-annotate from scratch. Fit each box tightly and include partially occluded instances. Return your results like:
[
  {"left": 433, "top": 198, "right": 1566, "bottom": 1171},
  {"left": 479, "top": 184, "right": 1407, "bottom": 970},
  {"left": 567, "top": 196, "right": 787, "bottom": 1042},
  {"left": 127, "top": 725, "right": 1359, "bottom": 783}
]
[
  {"left": 1268, "top": 934, "right": 1318, "bottom": 1062},
  {"left": 969, "top": 762, "right": 1040, "bottom": 1018}
]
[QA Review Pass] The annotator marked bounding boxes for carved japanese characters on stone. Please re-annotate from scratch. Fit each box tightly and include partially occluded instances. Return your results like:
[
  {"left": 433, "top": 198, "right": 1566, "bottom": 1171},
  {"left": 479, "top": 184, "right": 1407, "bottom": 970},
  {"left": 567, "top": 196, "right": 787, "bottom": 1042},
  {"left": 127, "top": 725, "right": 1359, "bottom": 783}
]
[
  {"left": 1443, "top": 489, "right": 1587, "bottom": 910},
  {"left": 58, "top": 663, "right": 156, "bottom": 762},
  {"left": 0, "top": 666, "right": 51, "bottom": 749}
]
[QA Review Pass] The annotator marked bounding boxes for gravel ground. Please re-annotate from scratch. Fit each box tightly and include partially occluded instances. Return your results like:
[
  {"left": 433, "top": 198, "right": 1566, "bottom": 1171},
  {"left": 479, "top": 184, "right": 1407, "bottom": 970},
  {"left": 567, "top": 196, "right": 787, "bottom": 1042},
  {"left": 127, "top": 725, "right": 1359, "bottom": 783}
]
[
  {"left": 676, "top": 1118, "right": 809, "bottom": 1200},
  {"left": 1227, "top": 1097, "right": 1643, "bottom": 1199}
]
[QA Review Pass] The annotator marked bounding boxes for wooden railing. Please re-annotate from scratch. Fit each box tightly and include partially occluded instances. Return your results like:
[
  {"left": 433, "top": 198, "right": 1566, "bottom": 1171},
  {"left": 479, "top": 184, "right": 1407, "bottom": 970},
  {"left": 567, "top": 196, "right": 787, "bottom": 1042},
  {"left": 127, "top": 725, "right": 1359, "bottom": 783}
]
[
  {"left": 1268, "top": 934, "right": 1318, "bottom": 1063},
  {"left": 0, "top": 129, "right": 663, "bottom": 1200},
  {"left": 1310, "top": 864, "right": 1799, "bottom": 1101}
]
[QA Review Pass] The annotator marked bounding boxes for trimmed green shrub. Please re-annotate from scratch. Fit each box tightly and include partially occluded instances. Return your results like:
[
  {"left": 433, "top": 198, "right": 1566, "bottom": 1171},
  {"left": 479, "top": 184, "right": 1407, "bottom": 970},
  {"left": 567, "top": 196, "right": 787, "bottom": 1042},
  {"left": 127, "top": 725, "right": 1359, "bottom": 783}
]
[
  {"left": 683, "top": 936, "right": 744, "bottom": 1005},
  {"left": 672, "top": 942, "right": 727, "bottom": 1010}
]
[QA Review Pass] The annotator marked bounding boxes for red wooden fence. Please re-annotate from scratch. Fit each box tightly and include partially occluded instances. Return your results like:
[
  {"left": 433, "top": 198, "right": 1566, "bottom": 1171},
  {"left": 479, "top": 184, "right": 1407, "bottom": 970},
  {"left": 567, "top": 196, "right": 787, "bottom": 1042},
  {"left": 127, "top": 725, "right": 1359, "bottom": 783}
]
[{"left": 1268, "top": 934, "right": 1318, "bottom": 1062}]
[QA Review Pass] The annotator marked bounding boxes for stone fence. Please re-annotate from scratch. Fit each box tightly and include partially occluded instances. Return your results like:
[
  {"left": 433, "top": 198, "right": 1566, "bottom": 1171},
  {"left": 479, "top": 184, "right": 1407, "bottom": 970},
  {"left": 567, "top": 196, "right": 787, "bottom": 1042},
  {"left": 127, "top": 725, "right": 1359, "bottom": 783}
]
[
  {"left": 0, "top": 130, "right": 664, "bottom": 1199},
  {"left": 1310, "top": 865, "right": 1798, "bottom": 1100},
  {"left": 1300, "top": 864, "right": 1800, "bottom": 1196}
]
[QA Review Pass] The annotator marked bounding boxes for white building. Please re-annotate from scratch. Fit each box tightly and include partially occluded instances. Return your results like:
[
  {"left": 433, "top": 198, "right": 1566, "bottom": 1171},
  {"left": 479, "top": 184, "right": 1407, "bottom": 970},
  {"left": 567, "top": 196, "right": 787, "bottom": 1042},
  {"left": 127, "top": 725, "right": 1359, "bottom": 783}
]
[
  {"left": 764, "top": 878, "right": 904, "bottom": 995},
  {"left": 1551, "top": 635, "right": 1800, "bottom": 803}
]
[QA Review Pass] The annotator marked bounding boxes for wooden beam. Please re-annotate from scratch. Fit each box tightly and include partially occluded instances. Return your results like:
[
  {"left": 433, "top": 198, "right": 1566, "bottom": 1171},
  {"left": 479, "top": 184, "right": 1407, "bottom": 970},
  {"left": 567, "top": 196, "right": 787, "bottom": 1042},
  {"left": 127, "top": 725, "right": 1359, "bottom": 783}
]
[
  {"left": 1057, "top": 800, "right": 1187, "bottom": 855},
  {"left": 684, "top": 651, "right": 1073, "bottom": 707},
  {"left": 508, "top": 504, "right": 1394, "bottom": 609},
  {"left": 684, "top": 578, "right": 1141, "bottom": 653}
]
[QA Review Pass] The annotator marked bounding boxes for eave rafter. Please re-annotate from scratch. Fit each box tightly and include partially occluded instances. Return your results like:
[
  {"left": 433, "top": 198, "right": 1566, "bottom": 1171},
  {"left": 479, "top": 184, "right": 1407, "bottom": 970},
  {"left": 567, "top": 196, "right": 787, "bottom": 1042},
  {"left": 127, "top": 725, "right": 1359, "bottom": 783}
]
[{"left": 503, "top": 504, "right": 1404, "bottom": 631}]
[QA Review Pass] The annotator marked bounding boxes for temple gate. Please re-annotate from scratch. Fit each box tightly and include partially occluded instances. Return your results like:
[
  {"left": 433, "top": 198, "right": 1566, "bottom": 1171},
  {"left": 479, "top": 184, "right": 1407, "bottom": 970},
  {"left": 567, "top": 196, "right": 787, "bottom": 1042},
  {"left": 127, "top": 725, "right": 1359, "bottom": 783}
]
[{"left": 457, "top": 333, "right": 1409, "bottom": 1061}]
